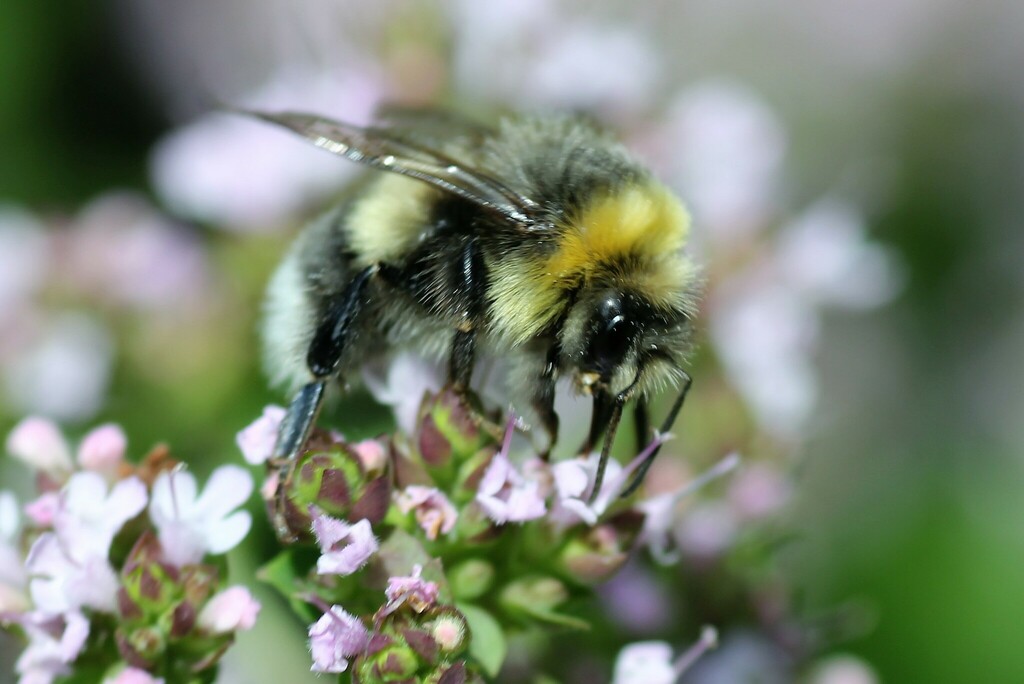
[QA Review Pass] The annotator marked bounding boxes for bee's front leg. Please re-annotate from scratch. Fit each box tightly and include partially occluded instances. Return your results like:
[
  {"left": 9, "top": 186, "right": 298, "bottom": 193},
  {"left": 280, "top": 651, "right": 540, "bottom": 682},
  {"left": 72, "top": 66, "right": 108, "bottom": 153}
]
[{"left": 271, "top": 263, "right": 377, "bottom": 542}]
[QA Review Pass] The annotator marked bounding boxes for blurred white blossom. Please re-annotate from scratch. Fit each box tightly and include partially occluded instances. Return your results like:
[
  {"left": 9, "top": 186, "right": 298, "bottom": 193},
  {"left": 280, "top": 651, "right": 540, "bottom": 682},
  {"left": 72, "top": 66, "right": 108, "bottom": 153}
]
[
  {"left": 2, "top": 312, "right": 114, "bottom": 423},
  {"left": 151, "top": 66, "right": 386, "bottom": 231}
]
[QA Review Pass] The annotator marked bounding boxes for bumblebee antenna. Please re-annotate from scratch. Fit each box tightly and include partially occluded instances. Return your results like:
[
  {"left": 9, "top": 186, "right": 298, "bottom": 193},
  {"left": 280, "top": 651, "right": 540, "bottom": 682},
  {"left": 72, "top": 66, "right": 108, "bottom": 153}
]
[{"left": 618, "top": 369, "right": 693, "bottom": 498}]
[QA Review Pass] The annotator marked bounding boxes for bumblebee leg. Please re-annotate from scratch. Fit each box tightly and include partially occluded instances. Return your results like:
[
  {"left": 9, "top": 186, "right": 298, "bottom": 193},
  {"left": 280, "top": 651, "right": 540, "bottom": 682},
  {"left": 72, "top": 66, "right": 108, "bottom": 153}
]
[
  {"left": 271, "top": 264, "right": 377, "bottom": 541},
  {"left": 587, "top": 398, "right": 625, "bottom": 504},
  {"left": 580, "top": 391, "right": 613, "bottom": 456},
  {"left": 447, "top": 238, "right": 486, "bottom": 390},
  {"left": 619, "top": 371, "right": 693, "bottom": 498},
  {"left": 633, "top": 398, "right": 650, "bottom": 454},
  {"left": 532, "top": 345, "right": 560, "bottom": 460}
]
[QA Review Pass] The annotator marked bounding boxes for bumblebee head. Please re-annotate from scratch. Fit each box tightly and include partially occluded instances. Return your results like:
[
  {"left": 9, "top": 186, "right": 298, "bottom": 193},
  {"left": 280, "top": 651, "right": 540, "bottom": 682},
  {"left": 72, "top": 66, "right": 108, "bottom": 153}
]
[{"left": 561, "top": 285, "right": 693, "bottom": 400}]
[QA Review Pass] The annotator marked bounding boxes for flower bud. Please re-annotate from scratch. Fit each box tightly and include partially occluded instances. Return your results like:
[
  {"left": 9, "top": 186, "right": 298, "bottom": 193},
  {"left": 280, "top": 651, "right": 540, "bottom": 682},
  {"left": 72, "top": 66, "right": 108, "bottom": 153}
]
[
  {"left": 358, "top": 642, "right": 421, "bottom": 682},
  {"left": 500, "top": 576, "right": 568, "bottom": 616},
  {"left": 116, "top": 625, "right": 165, "bottom": 667},
  {"left": 424, "top": 607, "right": 470, "bottom": 655},
  {"left": 447, "top": 559, "right": 494, "bottom": 601},
  {"left": 558, "top": 513, "right": 643, "bottom": 584},
  {"left": 416, "top": 388, "right": 491, "bottom": 485}
]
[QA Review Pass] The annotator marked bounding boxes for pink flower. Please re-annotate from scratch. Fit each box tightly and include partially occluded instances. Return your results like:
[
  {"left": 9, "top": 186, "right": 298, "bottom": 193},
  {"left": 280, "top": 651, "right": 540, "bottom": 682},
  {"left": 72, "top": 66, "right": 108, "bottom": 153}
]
[
  {"left": 475, "top": 453, "right": 546, "bottom": 524},
  {"left": 5, "top": 417, "right": 73, "bottom": 480},
  {"left": 236, "top": 405, "right": 285, "bottom": 465},
  {"left": 394, "top": 486, "right": 457, "bottom": 540},
  {"left": 385, "top": 565, "right": 439, "bottom": 613},
  {"left": 5, "top": 418, "right": 129, "bottom": 483},
  {"left": 352, "top": 439, "right": 387, "bottom": 474},
  {"left": 75, "top": 423, "right": 127, "bottom": 477},
  {"left": 308, "top": 605, "right": 371, "bottom": 674},
  {"left": 104, "top": 667, "right": 165, "bottom": 684},
  {"left": 312, "top": 515, "right": 378, "bottom": 576},
  {"left": 15, "top": 611, "right": 90, "bottom": 684},
  {"left": 727, "top": 462, "right": 792, "bottom": 520},
  {"left": 197, "top": 586, "right": 261, "bottom": 634},
  {"left": 23, "top": 492, "right": 59, "bottom": 528},
  {"left": 149, "top": 465, "right": 253, "bottom": 567}
]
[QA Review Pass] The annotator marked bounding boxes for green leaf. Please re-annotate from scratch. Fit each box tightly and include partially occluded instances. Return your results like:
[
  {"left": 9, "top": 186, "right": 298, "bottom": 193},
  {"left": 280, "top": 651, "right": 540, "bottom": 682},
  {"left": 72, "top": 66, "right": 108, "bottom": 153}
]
[
  {"left": 257, "top": 548, "right": 318, "bottom": 623},
  {"left": 458, "top": 603, "right": 507, "bottom": 679}
]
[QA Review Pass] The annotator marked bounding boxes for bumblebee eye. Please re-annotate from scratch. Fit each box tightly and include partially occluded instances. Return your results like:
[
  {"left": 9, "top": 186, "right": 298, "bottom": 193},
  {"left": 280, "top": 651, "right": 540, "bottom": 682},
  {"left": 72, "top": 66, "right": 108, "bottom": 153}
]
[
  {"left": 597, "top": 314, "right": 631, "bottom": 362},
  {"left": 586, "top": 295, "right": 637, "bottom": 375}
]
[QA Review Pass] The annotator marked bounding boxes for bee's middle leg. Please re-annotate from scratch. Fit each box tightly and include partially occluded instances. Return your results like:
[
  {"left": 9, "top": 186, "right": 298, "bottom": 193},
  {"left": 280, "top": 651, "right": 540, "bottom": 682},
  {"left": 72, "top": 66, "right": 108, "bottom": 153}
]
[
  {"left": 271, "top": 263, "right": 377, "bottom": 540},
  {"left": 447, "top": 238, "right": 486, "bottom": 392}
]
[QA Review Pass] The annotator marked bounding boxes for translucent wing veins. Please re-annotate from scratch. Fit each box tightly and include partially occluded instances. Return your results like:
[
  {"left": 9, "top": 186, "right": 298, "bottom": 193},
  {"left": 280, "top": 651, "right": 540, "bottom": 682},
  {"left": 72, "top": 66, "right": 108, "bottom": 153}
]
[{"left": 246, "top": 110, "right": 544, "bottom": 229}]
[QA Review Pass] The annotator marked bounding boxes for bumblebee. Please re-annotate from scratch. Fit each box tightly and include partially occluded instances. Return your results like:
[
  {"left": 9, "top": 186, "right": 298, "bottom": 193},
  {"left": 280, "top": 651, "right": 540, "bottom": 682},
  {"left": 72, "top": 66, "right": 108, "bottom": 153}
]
[{"left": 253, "top": 109, "right": 698, "bottom": 531}]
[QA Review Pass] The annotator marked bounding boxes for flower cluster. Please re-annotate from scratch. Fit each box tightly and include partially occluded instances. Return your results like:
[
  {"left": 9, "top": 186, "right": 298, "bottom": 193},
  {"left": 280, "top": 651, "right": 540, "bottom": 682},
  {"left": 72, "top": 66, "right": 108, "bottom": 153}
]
[
  {"left": 241, "top": 385, "right": 740, "bottom": 681},
  {"left": 0, "top": 418, "right": 259, "bottom": 684}
]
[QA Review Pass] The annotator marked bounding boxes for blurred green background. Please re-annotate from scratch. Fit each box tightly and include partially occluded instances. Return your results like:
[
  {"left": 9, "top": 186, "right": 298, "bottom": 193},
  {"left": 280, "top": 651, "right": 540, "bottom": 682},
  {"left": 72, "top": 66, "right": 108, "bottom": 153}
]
[{"left": 2, "top": 1, "right": 1023, "bottom": 682}]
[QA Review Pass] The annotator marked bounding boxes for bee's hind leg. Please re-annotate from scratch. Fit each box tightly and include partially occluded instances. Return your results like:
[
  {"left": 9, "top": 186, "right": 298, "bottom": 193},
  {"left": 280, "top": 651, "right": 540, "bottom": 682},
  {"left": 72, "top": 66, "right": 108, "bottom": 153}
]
[{"left": 271, "top": 264, "right": 377, "bottom": 541}]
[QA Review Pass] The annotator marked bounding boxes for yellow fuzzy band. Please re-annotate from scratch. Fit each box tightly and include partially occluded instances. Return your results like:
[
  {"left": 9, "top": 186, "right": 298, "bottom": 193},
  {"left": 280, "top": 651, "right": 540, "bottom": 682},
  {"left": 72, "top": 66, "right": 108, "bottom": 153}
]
[{"left": 488, "top": 181, "right": 692, "bottom": 344}]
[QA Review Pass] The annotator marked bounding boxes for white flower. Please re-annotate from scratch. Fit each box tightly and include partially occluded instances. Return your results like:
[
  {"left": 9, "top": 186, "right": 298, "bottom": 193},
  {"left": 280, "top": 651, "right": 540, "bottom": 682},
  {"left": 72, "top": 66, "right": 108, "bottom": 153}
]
[
  {"left": 25, "top": 533, "right": 120, "bottom": 614},
  {"left": 550, "top": 452, "right": 625, "bottom": 526},
  {"left": 637, "top": 453, "right": 741, "bottom": 564},
  {"left": 612, "top": 641, "right": 676, "bottom": 684},
  {"left": 362, "top": 352, "right": 443, "bottom": 435},
  {"left": 150, "top": 66, "right": 385, "bottom": 232},
  {"left": 659, "top": 81, "right": 785, "bottom": 241},
  {"left": 3, "top": 313, "right": 115, "bottom": 423},
  {"left": 0, "top": 490, "right": 29, "bottom": 612},
  {"left": 149, "top": 465, "right": 253, "bottom": 566},
  {"left": 15, "top": 611, "right": 90, "bottom": 684},
  {"left": 55, "top": 472, "right": 147, "bottom": 559}
]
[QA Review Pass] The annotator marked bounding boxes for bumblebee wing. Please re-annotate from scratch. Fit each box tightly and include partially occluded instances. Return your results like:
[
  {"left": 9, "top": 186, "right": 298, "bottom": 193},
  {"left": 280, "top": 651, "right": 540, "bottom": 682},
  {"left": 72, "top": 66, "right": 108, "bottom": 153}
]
[{"left": 248, "top": 110, "right": 541, "bottom": 229}]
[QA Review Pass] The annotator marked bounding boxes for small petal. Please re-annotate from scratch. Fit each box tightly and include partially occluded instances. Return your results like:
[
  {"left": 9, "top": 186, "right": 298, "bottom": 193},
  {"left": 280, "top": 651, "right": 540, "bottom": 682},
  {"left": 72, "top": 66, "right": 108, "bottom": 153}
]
[
  {"left": 6, "top": 417, "right": 73, "bottom": 479},
  {"left": 56, "top": 473, "right": 147, "bottom": 560},
  {"left": 612, "top": 641, "right": 675, "bottom": 684},
  {"left": 313, "top": 516, "right": 378, "bottom": 576},
  {"left": 385, "top": 565, "right": 439, "bottom": 612},
  {"left": 308, "top": 605, "right": 370, "bottom": 673},
  {"left": 150, "top": 466, "right": 254, "bottom": 566},
  {"left": 76, "top": 423, "right": 127, "bottom": 474},
  {"left": 26, "top": 533, "right": 119, "bottom": 613},
  {"left": 23, "top": 492, "right": 59, "bottom": 528},
  {"left": 104, "top": 667, "right": 166, "bottom": 684},
  {"left": 197, "top": 586, "right": 261, "bottom": 633},
  {"left": 475, "top": 454, "right": 546, "bottom": 524},
  {"left": 395, "top": 486, "right": 457, "bottom": 540},
  {"left": 236, "top": 405, "right": 285, "bottom": 465}
]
